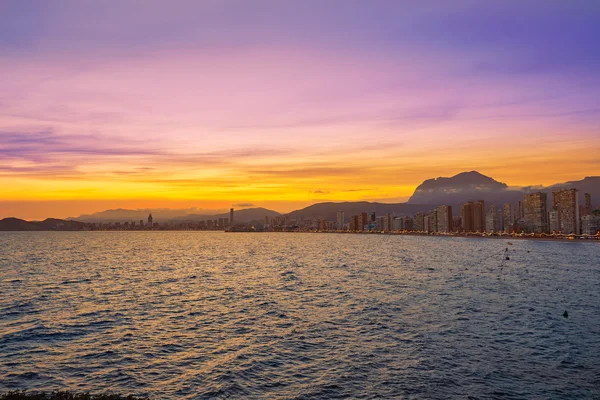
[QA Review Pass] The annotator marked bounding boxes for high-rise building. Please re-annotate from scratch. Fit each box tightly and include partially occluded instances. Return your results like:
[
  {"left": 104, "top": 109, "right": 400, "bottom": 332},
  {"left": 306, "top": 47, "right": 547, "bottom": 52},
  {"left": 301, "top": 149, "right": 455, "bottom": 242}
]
[
  {"left": 375, "top": 216, "right": 383, "bottom": 231},
  {"left": 581, "top": 214, "right": 600, "bottom": 235},
  {"left": 473, "top": 200, "right": 486, "bottom": 232},
  {"left": 403, "top": 216, "right": 414, "bottom": 231},
  {"left": 452, "top": 216, "right": 462, "bottom": 232},
  {"left": 351, "top": 215, "right": 360, "bottom": 232},
  {"left": 148, "top": 213, "right": 153, "bottom": 227},
  {"left": 360, "top": 212, "right": 369, "bottom": 231},
  {"left": 426, "top": 210, "right": 437, "bottom": 233},
  {"left": 524, "top": 192, "right": 548, "bottom": 233},
  {"left": 336, "top": 210, "right": 345, "bottom": 230},
  {"left": 414, "top": 212, "right": 425, "bottom": 232},
  {"left": 485, "top": 205, "right": 501, "bottom": 233},
  {"left": 503, "top": 203, "right": 514, "bottom": 233},
  {"left": 370, "top": 212, "right": 376, "bottom": 223},
  {"left": 582, "top": 193, "right": 593, "bottom": 217},
  {"left": 435, "top": 205, "right": 452, "bottom": 233},
  {"left": 517, "top": 200, "right": 525, "bottom": 219},
  {"left": 382, "top": 214, "right": 392, "bottom": 231},
  {"left": 552, "top": 189, "right": 580, "bottom": 234},
  {"left": 549, "top": 208, "right": 560, "bottom": 232},
  {"left": 423, "top": 214, "right": 430, "bottom": 233},
  {"left": 357, "top": 213, "right": 365, "bottom": 232},
  {"left": 461, "top": 202, "right": 474, "bottom": 232},
  {"left": 393, "top": 218, "right": 403, "bottom": 231},
  {"left": 230, "top": 208, "right": 234, "bottom": 225},
  {"left": 387, "top": 214, "right": 394, "bottom": 231}
]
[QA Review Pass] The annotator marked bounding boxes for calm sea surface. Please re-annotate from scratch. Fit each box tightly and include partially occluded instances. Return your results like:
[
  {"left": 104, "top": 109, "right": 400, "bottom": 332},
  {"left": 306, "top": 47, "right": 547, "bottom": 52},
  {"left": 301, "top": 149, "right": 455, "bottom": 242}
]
[{"left": 1, "top": 232, "right": 599, "bottom": 399}]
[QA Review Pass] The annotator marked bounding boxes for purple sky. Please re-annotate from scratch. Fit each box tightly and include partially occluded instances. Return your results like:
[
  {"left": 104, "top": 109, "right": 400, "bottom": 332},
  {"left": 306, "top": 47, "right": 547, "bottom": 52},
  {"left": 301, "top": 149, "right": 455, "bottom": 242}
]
[{"left": 1, "top": 1, "right": 599, "bottom": 218}]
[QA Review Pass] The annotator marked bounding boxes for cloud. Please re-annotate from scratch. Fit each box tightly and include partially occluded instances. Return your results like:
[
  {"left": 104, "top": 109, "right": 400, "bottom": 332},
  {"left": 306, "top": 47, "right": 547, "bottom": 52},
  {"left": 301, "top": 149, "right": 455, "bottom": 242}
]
[
  {"left": 233, "top": 203, "right": 255, "bottom": 207},
  {"left": 310, "top": 190, "right": 330, "bottom": 194}
]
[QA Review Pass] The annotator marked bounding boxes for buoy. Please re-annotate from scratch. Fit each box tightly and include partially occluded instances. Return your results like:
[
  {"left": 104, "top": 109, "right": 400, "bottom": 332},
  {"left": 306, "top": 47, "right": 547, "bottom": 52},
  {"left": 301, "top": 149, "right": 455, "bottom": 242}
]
[{"left": 563, "top": 310, "right": 568, "bottom": 319}]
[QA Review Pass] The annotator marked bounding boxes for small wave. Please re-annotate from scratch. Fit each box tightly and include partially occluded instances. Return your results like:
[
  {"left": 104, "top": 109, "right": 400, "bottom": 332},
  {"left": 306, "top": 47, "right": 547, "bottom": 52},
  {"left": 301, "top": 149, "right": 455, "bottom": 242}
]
[{"left": 61, "top": 278, "right": 92, "bottom": 285}]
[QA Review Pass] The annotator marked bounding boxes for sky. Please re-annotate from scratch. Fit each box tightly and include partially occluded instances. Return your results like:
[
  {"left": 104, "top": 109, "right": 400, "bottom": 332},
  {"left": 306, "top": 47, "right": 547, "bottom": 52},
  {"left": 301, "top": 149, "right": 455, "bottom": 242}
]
[{"left": 1, "top": 0, "right": 599, "bottom": 220}]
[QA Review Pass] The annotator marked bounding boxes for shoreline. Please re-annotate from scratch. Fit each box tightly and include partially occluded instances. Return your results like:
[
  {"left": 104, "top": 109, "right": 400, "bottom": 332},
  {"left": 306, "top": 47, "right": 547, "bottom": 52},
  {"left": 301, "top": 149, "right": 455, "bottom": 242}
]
[{"left": 1, "top": 229, "right": 597, "bottom": 242}]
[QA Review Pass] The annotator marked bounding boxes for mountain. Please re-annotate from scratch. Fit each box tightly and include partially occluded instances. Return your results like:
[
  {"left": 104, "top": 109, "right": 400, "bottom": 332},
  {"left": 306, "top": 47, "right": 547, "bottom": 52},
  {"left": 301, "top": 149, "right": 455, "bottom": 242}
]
[
  {"left": 33, "top": 218, "right": 89, "bottom": 231},
  {"left": 0, "top": 218, "right": 89, "bottom": 231},
  {"left": 545, "top": 177, "right": 600, "bottom": 203},
  {"left": 0, "top": 218, "right": 41, "bottom": 231},
  {"left": 175, "top": 207, "right": 280, "bottom": 223},
  {"left": 70, "top": 208, "right": 206, "bottom": 222},
  {"left": 407, "top": 171, "right": 600, "bottom": 209},
  {"left": 70, "top": 207, "right": 280, "bottom": 223},
  {"left": 285, "top": 172, "right": 600, "bottom": 220},
  {"left": 285, "top": 201, "right": 431, "bottom": 222},
  {"left": 407, "top": 171, "right": 519, "bottom": 206}
]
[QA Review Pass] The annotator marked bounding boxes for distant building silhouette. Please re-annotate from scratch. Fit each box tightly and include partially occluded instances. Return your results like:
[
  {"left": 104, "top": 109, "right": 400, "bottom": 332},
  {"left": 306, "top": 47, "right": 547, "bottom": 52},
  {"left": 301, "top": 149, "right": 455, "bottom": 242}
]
[
  {"left": 435, "top": 205, "right": 452, "bottom": 233},
  {"left": 552, "top": 189, "right": 579, "bottom": 234},
  {"left": 336, "top": 211, "right": 344, "bottom": 230},
  {"left": 524, "top": 192, "right": 548, "bottom": 233},
  {"left": 148, "top": 213, "right": 153, "bottom": 227}
]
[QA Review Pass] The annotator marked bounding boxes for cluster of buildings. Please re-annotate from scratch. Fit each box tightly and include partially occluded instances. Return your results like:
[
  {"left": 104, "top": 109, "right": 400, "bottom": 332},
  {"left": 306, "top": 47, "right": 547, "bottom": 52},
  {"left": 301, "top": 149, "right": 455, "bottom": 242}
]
[
  {"left": 265, "top": 189, "right": 600, "bottom": 236},
  {"left": 91, "top": 208, "right": 237, "bottom": 231}
]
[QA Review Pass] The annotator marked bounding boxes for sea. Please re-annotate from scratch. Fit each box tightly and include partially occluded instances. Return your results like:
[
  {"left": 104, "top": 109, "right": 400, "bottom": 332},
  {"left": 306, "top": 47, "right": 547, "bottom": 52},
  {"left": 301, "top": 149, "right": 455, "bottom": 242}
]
[{"left": 1, "top": 232, "right": 599, "bottom": 399}]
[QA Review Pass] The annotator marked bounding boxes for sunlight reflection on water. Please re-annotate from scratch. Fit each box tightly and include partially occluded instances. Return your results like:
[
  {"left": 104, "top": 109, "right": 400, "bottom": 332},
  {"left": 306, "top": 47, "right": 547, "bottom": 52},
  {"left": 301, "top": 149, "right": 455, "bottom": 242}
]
[{"left": 1, "top": 232, "right": 599, "bottom": 399}]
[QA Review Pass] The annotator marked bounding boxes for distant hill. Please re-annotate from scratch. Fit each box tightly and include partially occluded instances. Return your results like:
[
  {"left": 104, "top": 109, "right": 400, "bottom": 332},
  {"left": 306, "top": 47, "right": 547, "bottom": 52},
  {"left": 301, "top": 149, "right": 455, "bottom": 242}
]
[
  {"left": 69, "top": 208, "right": 207, "bottom": 223},
  {"left": 285, "top": 201, "right": 432, "bottom": 222},
  {"left": 407, "top": 171, "right": 600, "bottom": 209},
  {"left": 0, "top": 218, "right": 40, "bottom": 231},
  {"left": 174, "top": 207, "right": 280, "bottom": 223},
  {"left": 407, "top": 170, "right": 521, "bottom": 206},
  {"left": 285, "top": 171, "right": 599, "bottom": 220},
  {"left": 544, "top": 176, "right": 600, "bottom": 202},
  {"left": 5, "top": 172, "right": 598, "bottom": 228},
  {"left": 70, "top": 207, "right": 280, "bottom": 223},
  {"left": 0, "top": 218, "right": 89, "bottom": 231}
]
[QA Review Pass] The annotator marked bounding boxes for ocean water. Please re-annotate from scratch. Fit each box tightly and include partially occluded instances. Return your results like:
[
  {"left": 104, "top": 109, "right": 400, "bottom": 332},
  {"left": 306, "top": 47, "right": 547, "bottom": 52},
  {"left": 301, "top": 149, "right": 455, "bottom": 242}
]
[{"left": 1, "top": 232, "right": 599, "bottom": 399}]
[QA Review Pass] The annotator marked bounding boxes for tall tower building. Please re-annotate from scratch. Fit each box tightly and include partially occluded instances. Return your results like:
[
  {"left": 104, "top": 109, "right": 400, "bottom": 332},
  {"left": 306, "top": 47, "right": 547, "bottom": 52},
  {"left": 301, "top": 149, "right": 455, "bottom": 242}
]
[
  {"left": 360, "top": 212, "right": 369, "bottom": 231},
  {"left": 426, "top": 210, "right": 437, "bottom": 233},
  {"left": 148, "top": 213, "right": 153, "bottom": 227},
  {"left": 473, "top": 200, "right": 486, "bottom": 232},
  {"left": 435, "top": 205, "right": 452, "bottom": 233},
  {"left": 517, "top": 200, "right": 525, "bottom": 219},
  {"left": 582, "top": 193, "right": 593, "bottom": 216},
  {"left": 503, "top": 203, "right": 514, "bottom": 233},
  {"left": 336, "top": 210, "right": 345, "bottom": 230},
  {"left": 552, "top": 189, "right": 580, "bottom": 234},
  {"left": 524, "top": 192, "right": 548, "bottom": 233},
  {"left": 549, "top": 208, "right": 560, "bottom": 232},
  {"left": 230, "top": 208, "right": 234, "bottom": 225},
  {"left": 414, "top": 212, "right": 425, "bottom": 232},
  {"left": 461, "top": 202, "right": 474, "bottom": 232},
  {"left": 351, "top": 215, "right": 359, "bottom": 232},
  {"left": 485, "top": 205, "right": 500, "bottom": 233}
]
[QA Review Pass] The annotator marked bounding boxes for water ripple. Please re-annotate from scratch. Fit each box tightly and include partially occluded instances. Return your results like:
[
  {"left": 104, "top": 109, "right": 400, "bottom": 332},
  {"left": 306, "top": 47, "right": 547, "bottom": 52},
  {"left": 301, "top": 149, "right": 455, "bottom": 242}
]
[{"left": 1, "top": 232, "right": 599, "bottom": 399}]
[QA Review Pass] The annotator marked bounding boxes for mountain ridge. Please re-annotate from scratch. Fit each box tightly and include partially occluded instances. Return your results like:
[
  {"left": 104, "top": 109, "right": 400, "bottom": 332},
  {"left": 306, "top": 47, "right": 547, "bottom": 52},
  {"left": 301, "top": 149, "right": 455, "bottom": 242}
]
[{"left": 2, "top": 172, "right": 598, "bottom": 227}]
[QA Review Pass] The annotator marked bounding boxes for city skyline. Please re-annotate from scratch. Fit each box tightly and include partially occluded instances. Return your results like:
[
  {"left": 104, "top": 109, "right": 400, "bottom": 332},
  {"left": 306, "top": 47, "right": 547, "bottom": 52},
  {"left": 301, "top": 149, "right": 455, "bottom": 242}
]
[
  {"left": 2, "top": 2, "right": 600, "bottom": 220},
  {"left": 1, "top": 169, "right": 599, "bottom": 221},
  {"left": 3, "top": 185, "right": 598, "bottom": 236}
]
